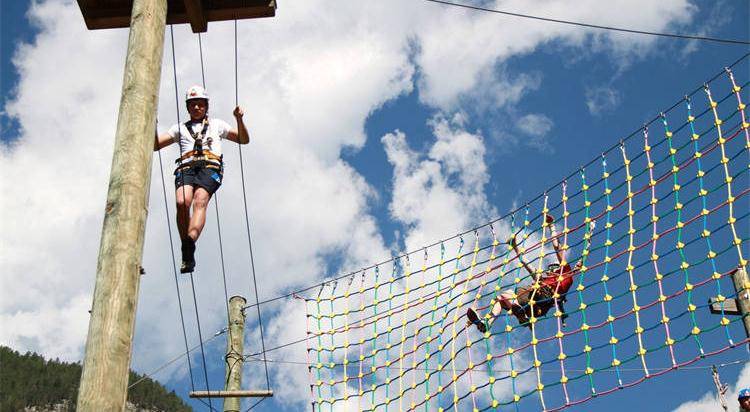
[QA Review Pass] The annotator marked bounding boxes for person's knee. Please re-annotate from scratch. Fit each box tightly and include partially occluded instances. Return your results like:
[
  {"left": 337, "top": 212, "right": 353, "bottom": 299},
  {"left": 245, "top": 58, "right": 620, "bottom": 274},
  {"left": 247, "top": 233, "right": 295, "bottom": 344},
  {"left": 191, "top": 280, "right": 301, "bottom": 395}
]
[
  {"left": 192, "top": 191, "right": 211, "bottom": 209},
  {"left": 176, "top": 191, "right": 192, "bottom": 209}
]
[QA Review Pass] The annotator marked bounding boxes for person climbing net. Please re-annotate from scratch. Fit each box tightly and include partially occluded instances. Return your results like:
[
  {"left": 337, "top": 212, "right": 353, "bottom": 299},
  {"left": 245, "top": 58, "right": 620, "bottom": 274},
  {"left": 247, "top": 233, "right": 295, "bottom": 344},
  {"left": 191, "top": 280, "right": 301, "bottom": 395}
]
[{"left": 467, "top": 214, "right": 583, "bottom": 332}]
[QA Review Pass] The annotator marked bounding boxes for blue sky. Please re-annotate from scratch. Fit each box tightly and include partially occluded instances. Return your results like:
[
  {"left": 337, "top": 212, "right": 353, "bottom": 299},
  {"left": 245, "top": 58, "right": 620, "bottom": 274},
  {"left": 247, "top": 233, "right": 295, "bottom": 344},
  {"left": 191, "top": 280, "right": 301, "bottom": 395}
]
[{"left": 1, "top": 1, "right": 749, "bottom": 411}]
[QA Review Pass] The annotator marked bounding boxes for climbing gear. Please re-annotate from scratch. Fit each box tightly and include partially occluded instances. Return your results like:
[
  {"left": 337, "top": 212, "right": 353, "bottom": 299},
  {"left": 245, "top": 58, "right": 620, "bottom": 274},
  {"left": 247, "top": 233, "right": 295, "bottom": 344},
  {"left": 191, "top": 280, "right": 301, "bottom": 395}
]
[
  {"left": 175, "top": 149, "right": 223, "bottom": 172},
  {"left": 739, "top": 388, "right": 750, "bottom": 400},
  {"left": 185, "top": 85, "right": 209, "bottom": 102},
  {"left": 174, "top": 117, "right": 224, "bottom": 173},
  {"left": 466, "top": 307, "right": 487, "bottom": 333},
  {"left": 547, "top": 262, "right": 561, "bottom": 272}
]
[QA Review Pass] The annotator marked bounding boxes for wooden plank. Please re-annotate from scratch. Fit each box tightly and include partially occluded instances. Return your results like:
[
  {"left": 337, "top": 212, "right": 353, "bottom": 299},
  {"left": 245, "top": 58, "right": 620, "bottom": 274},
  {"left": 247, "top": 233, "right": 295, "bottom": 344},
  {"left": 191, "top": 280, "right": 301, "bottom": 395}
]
[
  {"left": 77, "top": 0, "right": 276, "bottom": 32},
  {"left": 183, "top": 0, "right": 207, "bottom": 33},
  {"left": 189, "top": 390, "right": 274, "bottom": 398},
  {"left": 709, "top": 297, "right": 740, "bottom": 315}
]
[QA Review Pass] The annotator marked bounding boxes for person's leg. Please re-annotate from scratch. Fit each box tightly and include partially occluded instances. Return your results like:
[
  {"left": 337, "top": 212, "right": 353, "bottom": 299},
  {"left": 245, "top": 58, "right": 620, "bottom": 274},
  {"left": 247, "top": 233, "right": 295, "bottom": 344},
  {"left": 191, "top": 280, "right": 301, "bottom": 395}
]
[
  {"left": 175, "top": 183, "right": 198, "bottom": 273},
  {"left": 187, "top": 187, "right": 211, "bottom": 242},
  {"left": 468, "top": 290, "right": 516, "bottom": 333},
  {"left": 489, "top": 291, "right": 514, "bottom": 317},
  {"left": 175, "top": 185, "right": 195, "bottom": 241}
]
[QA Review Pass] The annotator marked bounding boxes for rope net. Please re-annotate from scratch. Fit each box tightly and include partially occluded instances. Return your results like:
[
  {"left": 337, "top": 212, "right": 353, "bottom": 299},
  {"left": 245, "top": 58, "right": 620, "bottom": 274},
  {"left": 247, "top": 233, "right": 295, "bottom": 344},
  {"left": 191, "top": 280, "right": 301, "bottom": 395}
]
[{"left": 301, "top": 66, "right": 749, "bottom": 411}]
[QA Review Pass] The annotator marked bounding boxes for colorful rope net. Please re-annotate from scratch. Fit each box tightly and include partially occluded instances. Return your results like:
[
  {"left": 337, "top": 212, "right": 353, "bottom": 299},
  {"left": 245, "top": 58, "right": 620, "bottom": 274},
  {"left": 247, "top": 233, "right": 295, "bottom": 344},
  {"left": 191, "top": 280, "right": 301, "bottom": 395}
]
[{"left": 301, "top": 66, "right": 750, "bottom": 411}]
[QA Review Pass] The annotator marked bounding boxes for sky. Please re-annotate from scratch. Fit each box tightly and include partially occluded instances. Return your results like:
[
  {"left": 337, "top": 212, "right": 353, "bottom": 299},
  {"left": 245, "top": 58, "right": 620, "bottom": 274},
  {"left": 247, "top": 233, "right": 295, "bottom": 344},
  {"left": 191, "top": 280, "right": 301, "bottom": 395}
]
[{"left": 1, "top": 0, "right": 749, "bottom": 411}]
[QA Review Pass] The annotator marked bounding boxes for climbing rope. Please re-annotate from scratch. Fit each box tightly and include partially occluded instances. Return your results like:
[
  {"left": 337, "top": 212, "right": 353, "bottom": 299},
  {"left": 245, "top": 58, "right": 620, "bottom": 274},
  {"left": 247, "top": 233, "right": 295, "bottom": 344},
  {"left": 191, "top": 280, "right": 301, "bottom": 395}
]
[
  {"left": 232, "top": 18, "right": 272, "bottom": 396},
  {"left": 166, "top": 25, "right": 216, "bottom": 412}
]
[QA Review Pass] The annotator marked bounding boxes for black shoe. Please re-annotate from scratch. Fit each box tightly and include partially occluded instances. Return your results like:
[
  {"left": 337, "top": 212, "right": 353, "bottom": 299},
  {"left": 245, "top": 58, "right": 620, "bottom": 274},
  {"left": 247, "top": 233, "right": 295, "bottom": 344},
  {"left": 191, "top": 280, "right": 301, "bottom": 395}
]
[
  {"left": 180, "top": 259, "right": 195, "bottom": 274},
  {"left": 180, "top": 239, "right": 196, "bottom": 274},
  {"left": 466, "top": 307, "right": 487, "bottom": 333},
  {"left": 511, "top": 304, "right": 531, "bottom": 328}
]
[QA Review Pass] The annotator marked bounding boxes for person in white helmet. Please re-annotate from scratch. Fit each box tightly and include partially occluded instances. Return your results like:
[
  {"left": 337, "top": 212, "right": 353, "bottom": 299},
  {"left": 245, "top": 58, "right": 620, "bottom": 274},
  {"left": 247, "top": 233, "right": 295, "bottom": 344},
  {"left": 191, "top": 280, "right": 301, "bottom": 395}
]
[{"left": 155, "top": 85, "right": 249, "bottom": 273}]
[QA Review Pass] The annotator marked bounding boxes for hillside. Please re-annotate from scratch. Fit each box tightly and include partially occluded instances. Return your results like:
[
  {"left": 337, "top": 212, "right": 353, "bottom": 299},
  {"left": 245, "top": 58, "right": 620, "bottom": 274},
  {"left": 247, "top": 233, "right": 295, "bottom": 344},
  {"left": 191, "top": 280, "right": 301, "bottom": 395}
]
[{"left": 0, "top": 346, "right": 192, "bottom": 412}]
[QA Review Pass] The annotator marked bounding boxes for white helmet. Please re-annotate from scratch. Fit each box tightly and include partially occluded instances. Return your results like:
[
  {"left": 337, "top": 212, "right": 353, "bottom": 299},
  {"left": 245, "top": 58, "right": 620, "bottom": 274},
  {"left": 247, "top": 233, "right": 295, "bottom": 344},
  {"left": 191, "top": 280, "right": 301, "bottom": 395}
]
[{"left": 185, "top": 85, "right": 209, "bottom": 102}]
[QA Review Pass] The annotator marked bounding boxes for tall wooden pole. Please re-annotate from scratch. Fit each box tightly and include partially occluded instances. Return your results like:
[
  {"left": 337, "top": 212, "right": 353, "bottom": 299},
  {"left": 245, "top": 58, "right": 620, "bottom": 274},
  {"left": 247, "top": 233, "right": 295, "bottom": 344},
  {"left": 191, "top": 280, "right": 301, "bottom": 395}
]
[
  {"left": 224, "top": 296, "right": 247, "bottom": 412},
  {"left": 77, "top": 0, "right": 167, "bottom": 410},
  {"left": 731, "top": 268, "right": 750, "bottom": 339}
]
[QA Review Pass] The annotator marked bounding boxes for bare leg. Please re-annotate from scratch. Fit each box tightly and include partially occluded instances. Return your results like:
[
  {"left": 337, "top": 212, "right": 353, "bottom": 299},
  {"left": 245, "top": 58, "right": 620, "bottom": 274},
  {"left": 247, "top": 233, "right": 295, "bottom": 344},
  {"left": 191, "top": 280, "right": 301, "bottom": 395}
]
[
  {"left": 488, "top": 292, "right": 514, "bottom": 317},
  {"left": 175, "top": 185, "right": 194, "bottom": 241},
  {"left": 187, "top": 187, "right": 211, "bottom": 242}
]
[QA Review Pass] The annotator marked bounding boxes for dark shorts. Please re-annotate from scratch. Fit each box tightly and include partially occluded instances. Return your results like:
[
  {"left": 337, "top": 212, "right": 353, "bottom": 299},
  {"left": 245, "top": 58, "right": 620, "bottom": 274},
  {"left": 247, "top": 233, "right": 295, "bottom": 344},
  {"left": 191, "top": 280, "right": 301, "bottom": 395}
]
[
  {"left": 516, "top": 284, "right": 556, "bottom": 318},
  {"left": 175, "top": 166, "right": 223, "bottom": 195}
]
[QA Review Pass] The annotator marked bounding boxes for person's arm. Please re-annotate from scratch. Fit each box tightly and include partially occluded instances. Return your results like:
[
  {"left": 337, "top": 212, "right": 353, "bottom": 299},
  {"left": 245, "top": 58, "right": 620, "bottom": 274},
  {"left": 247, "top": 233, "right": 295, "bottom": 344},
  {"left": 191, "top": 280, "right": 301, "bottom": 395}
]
[
  {"left": 511, "top": 236, "right": 536, "bottom": 277},
  {"left": 546, "top": 214, "right": 565, "bottom": 264},
  {"left": 154, "top": 130, "right": 174, "bottom": 151},
  {"left": 226, "top": 106, "right": 249, "bottom": 144},
  {"left": 556, "top": 297, "right": 569, "bottom": 326}
]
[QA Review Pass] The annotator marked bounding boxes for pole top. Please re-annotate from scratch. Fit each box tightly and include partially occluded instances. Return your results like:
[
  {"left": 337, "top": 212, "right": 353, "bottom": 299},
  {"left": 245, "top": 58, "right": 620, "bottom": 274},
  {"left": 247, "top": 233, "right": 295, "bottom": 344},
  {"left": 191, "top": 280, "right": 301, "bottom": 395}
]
[
  {"left": 230, "top": 295, "right": 247, "bottom": 304},
  {"left": 77, "top": 0, "right": 276, "bottom": 33}
]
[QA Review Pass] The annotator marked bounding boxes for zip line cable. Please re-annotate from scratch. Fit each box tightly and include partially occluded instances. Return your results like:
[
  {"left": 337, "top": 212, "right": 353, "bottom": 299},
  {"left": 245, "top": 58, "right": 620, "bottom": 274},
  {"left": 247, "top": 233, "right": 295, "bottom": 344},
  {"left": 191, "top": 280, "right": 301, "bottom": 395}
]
[
  {"left": 171, "top": 30, "right": 217, "bottom": 412},
  {"left": 239, "top": 52, "right": 750, "bottom": 314},
  {"left": 128, "top": 327, "right": 227, "bottom": 390},
  {"left": 195, "top": 31, "right": 233, "bottom": 331},
  {"left": 167, "top": 25, "right": 215, "bottom": 412},
  {"left": 422, "top": 0, "right": 750, "bottom": 46},
  {"left": 243, "top": 355, "right": 747, "bottom": 374},
  {"left": 232, "top": 18, "right": 273, "bottom": 396},
  {"left": 164, "top": 24, "right": 196, "bottom": 392}
]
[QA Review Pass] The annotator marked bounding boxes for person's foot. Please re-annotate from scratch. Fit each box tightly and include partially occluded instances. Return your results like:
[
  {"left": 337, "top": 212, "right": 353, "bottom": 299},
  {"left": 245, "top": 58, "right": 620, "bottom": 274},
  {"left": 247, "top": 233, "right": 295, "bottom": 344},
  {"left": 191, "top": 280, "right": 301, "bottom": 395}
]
[
  {"left": 180, "top": 259, "right": 195, "bottom": 274},
  {"left": 511, "top": 303, "right": 530, "bottom": 327},
  {"left": 180, "top": 239, "right": 196, "bottom": 274},
  {"left": 466, "top": 307, "right": 487, "bottom": 333}
]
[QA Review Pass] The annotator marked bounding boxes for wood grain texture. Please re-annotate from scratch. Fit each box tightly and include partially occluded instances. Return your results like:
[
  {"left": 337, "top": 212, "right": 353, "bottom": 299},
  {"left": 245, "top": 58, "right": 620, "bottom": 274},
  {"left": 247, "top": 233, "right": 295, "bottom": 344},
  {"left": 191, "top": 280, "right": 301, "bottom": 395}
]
[
  {"left": 224, "top": 296, "right": 247, "bottom": 412},
  {"left": 76, "top": 0, "right": 166, "bottom": 410},
  {"left": 731, "top": 268, "right": 750, "bottom": 339}
]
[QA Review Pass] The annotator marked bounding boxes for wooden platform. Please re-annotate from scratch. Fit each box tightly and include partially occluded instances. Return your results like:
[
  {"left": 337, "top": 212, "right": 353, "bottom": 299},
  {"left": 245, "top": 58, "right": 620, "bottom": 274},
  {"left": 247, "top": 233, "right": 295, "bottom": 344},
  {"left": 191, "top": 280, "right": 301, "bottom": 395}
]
[
  {"left": 189, "top": 390, "right": 274, "bottom": 398},
  {"left": 77, "top": 0, "right": 276, "bottom": 33},
  {"left": 709, "top": 297, "right": 741, "bottom": 315}
]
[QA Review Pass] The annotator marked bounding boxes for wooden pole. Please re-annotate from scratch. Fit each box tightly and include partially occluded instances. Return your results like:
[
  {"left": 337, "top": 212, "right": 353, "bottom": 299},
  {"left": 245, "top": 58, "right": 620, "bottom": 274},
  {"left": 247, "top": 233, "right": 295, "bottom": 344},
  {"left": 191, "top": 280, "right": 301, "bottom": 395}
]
[
  {"left": 224, "top": 296, "right": 247, "bottom": 412},
  {"left": 77, "top": 0, "right": 167, "bottom": 410},
  {"left": 731, "top": 268, "right": 750, "bottom": 339}
]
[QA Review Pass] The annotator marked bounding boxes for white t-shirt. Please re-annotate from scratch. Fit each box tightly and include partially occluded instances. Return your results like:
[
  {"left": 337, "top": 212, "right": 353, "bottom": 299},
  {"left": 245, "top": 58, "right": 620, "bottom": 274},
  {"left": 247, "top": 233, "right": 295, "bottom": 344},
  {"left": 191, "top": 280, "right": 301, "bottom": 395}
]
[{"left": 167, "top": 117, "right": 232, "bottom": 157}]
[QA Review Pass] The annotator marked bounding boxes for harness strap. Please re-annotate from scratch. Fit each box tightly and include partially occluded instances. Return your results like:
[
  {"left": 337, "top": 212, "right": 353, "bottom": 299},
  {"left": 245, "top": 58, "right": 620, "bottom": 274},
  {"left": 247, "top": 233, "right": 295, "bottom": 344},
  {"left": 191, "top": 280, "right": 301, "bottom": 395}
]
[
  {"left": 175, "top": 162, "right": 223, "bottom": 173},
  {"left": 175, "top": 149, "right": 223, "bottom": 163},
  {"left": 185, "top": 117, "right": 210, "bottom": 152},
  {"left": 174, "top": 116, "right": 223, "bottom": 172}
]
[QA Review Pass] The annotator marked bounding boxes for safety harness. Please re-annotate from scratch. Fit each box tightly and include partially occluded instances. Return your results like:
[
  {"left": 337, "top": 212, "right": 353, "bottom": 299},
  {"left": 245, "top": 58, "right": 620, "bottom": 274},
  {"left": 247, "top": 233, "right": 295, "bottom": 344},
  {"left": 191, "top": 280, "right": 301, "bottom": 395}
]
[{"left": 174, "top": 116, "right": 223, "bottom": 173}]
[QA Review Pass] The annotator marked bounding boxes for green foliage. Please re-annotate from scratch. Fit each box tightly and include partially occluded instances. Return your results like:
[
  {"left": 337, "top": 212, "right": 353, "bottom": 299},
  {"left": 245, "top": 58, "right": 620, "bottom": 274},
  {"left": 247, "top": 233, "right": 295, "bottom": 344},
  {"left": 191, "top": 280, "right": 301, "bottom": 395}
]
[{"left": 0, "top": 346, "right": 192, "bottom": 411}]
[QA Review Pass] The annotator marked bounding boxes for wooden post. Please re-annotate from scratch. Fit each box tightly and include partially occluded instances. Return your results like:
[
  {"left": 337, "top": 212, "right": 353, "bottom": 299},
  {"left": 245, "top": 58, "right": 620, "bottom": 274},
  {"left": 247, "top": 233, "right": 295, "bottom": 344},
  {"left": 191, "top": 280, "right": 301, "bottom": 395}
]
[
  {"left": 225, "top": 296, "right": 247, "bottom": 412},
  {"left": 76, "top": 0, "right": 166, "bottom": 410},
  {"left": 731, "top": 268, "right": 750, "bottom": 339}
]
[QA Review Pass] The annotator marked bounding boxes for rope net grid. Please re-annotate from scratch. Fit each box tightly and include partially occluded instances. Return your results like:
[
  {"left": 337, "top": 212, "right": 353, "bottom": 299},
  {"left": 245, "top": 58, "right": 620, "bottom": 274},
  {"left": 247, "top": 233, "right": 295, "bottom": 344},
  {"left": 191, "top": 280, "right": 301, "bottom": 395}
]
[{"left": 301, "top": 64, "right": 749, "bottom": 411}]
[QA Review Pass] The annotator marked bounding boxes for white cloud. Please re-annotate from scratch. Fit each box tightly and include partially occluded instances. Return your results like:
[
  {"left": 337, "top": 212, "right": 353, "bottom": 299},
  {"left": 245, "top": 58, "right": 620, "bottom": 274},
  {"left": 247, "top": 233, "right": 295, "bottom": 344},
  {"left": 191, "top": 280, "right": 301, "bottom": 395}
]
[
  {"left": 415, "top": 0, "right": 695, "bottom": 109},
  {"left": 0, "top": 0, "right": 700, "bottom": 409},
  {"left": 585, "top": 85, "right": 622, "bottom": 115},
  {"left": 383, "top": 115, "right": 494, "bottom": 250},
  {"left": 516, "top": 113, "right": 555, "bottom": 152},
  {"left": 673, "top": 362, "right": 750, "bottom": 412}
]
